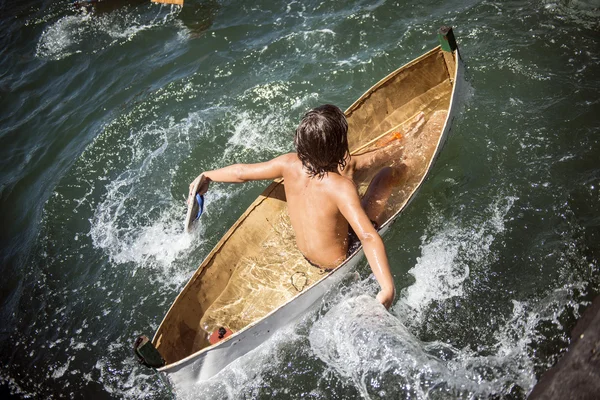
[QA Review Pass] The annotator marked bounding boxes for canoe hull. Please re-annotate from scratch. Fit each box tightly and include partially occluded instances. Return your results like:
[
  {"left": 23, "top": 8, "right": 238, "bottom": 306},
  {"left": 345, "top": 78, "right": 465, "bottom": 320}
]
[
  {"left": 155, "top": 46, "right": 465, "bottom": 390},
  {"left": 160, "top": 247, "right": 364, "bottom": 390}
]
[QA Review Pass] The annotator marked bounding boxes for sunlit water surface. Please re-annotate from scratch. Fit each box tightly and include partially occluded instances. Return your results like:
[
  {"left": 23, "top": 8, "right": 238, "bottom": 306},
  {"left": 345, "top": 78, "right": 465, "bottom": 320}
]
[{"left": 0, "top": 0, "right": 599, "bottom": 398}]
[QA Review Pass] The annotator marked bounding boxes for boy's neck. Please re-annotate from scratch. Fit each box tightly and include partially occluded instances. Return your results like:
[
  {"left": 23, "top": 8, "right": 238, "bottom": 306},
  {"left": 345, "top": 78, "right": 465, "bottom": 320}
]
[{"left": 302, "top": 168, "right": 340, "bottom": 179}]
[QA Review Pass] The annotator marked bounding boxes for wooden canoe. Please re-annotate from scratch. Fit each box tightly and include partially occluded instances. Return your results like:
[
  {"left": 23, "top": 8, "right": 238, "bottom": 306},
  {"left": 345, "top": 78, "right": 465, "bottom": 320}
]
[{"left": 151, "top": 28, "right": 464, "bottom": 388}]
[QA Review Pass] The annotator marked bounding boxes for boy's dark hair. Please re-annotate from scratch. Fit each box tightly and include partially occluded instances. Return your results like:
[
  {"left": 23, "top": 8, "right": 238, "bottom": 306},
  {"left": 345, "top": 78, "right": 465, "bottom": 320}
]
[{"left": 294, "top": 104, "right": 349, "bottom": 178}]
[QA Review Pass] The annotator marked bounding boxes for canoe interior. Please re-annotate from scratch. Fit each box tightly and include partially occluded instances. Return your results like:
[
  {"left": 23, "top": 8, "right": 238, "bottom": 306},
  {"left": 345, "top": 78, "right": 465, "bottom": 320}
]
[{"left": 153, "top": 46, "right": 457, "bottom": 366}]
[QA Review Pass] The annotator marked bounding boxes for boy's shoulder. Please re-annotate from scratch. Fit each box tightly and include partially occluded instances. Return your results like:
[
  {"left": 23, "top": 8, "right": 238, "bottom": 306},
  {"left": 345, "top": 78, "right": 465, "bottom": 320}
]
[
  {"left": 280, "top": 152, "right": 300, "bottom": 163},
  {"left": 326, "top": 171, "right": 356, "bottom": 191},
  {"left": 315, "top": 169, "right": 357, "bottom": 201},
  {"left": 277, "top": 152, "right": 302, "bottom": 171},
  {"left": 278, "top": 153, "right": 355, "bottom": 194}
]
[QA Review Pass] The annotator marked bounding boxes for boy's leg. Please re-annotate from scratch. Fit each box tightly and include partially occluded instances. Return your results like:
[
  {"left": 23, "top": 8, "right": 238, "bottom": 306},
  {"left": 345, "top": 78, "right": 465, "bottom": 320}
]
[{"left": 361, "top": 163, "right": 410, "bottom": 226}]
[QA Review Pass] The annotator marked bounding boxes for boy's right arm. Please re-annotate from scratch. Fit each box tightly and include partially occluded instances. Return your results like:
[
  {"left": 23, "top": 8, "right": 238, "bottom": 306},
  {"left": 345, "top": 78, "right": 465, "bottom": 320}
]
[
  {"left": 349, "top": 141, "right": 405, "bottom": 176},
  {"left": 189, "top": 154, "right": 294, "bottom": 199}
]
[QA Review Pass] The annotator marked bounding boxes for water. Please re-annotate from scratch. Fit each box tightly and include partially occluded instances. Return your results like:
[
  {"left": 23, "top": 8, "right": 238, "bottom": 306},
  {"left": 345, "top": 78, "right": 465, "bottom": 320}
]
[{"left": 1, "top": 0, "right": 599, "bottom": 398}]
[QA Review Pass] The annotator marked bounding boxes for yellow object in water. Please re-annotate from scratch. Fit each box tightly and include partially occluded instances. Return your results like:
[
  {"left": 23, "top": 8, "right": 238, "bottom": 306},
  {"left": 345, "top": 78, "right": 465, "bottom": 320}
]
[{"left": 151, "top": 0, "right": 183, "bottom": 6}]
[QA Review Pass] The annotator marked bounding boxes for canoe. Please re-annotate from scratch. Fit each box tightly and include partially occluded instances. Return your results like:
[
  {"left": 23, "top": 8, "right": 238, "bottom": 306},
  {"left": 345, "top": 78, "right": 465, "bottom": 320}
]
[{"left": 149, "top": 27, "right": 464, "bottom": 390}]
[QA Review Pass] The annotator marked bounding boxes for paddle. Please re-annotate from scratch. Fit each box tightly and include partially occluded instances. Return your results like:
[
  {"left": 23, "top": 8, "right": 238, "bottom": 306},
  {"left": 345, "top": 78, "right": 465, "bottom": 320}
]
[
  {"left": 151, "top": 0, "right": 183, "bottom": 5},
  {"left": 184, "top": 174, "right": 206, "bottom": 233}
]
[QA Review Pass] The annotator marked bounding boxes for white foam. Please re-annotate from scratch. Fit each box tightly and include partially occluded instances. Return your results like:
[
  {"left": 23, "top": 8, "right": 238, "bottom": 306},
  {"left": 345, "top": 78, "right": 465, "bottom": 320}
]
[
  {"left": 225, "top": 111, "right": 291, "bottom": 157},
  {"left": 35, "top": 6, "right": 182, "bottom": 60},
  {"left": 93, "top": 356, "right": 160, "bottom": 398},
  {"left": 397, "top": 196, "right": 517, "bottom": 323},
  {"left": 304, "top": 284, "right": 581, "bottom": 398},
  {"left": 447, "top": 284, "right": 586, "bottom": 396},
  {"left": 310, "top": 295, "right": 452, "bottom": 398},
  {"left": 141, "top": 210, "right": 582, "bottom": 399},
  {"left": 50, "top": 359, "right": 70, "bottom": 379},
  {"left": 91, "top": 194, "right": 194, "bottom": 266},
  {"left": 35, "top": 14, "right": 85, "bottom": 59},
  {"left": 88, "top": 135, "right": 197, "bottom": 271}
]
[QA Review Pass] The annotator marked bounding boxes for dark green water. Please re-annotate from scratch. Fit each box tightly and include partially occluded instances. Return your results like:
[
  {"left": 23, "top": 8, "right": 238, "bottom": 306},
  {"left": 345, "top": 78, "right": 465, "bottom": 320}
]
[{"left": 1, "top": 0, "right": 599, "bottom": 398}]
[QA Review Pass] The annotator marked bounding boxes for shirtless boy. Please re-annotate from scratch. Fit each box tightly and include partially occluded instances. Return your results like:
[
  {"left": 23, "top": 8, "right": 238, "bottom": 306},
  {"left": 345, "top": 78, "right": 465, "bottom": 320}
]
[{"left": 189, "top": 104, "right": 413, "bottom": 309}]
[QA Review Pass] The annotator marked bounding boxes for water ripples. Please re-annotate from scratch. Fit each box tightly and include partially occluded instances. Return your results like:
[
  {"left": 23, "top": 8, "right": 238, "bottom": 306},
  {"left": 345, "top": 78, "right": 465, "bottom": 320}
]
[{"left": 1, "top": 0, "right": 599, "bottom": 398}]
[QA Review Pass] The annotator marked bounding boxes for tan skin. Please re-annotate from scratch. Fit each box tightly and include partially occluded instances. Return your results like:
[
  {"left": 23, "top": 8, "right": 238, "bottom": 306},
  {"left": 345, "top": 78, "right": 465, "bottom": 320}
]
[
  {"left": 189, "top": 112, "right": 425, "bottom": 309},
  {"left": 189, "top": 147, "right": 413, "bottom": 310},
  {"left": 188, "top": 112, "right": 430, "bottom": 311}
]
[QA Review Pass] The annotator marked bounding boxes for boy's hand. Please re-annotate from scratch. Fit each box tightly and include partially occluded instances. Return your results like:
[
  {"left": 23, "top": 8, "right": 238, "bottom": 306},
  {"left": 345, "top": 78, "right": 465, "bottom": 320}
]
[
  {"left": 188, "top": 174, "right": 210, "bottom": 205},
  {"left": 376, "top": 287, "right": 395, "bottom": 309}
]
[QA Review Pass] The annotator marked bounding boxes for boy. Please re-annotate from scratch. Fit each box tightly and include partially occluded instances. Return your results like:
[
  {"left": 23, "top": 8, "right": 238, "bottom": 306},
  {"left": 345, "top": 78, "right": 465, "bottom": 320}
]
[{"left": 189, "top": 105, "right": 411, "bottom": 309}]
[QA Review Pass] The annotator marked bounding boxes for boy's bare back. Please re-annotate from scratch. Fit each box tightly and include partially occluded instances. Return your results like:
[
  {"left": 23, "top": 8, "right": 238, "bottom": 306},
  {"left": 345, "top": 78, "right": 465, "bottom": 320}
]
[
  {"left": 189, "top": 105, "right": 398, "bottom": 308},
  {"left": 277, "top": 153, "right": 356, "bottom": 268}
]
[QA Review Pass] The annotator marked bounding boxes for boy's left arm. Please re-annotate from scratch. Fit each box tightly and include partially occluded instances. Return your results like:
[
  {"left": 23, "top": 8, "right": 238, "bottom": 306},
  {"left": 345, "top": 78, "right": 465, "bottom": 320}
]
[{"left": 335, "top": 182, "right": 396, "bottom": 309}]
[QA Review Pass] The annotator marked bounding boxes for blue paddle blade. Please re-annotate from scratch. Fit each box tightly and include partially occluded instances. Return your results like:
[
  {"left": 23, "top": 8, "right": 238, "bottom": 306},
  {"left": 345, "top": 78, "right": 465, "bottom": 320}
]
[{"left": 195, "top": 194, "right": 204, "bottom": 220}]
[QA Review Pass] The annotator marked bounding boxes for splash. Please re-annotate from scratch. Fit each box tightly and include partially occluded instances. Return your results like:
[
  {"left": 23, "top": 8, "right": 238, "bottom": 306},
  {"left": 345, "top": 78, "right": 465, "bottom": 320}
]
[
  {"left": 85, "top": 85, "right": 304, "bottom": 277},
  {"left": 397, "top": 195, "right": 518, "bottom": 324},
  {"left": 303, "top": 285, "right": 582, "bottom": 399},
  {"left": 310, "top": 295, "right": 453, "bottom": 398},
  {"left": 87, "top": 118, "right": 194, "bottom": 273},
  {"left": 90, "top": 181, "right": 196, "bottom": 269},
  {"left": 170, "top": 323, "right": 310, "bottom": 400},
  {"left": 225, "top": 110, "right": 292, "bottom": 158},
  {"left": 86, "top": 112, "right": 220, "bottom": 277},
  {"left": 35, "top": 5, "right": 182, "bottom": 60}
]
